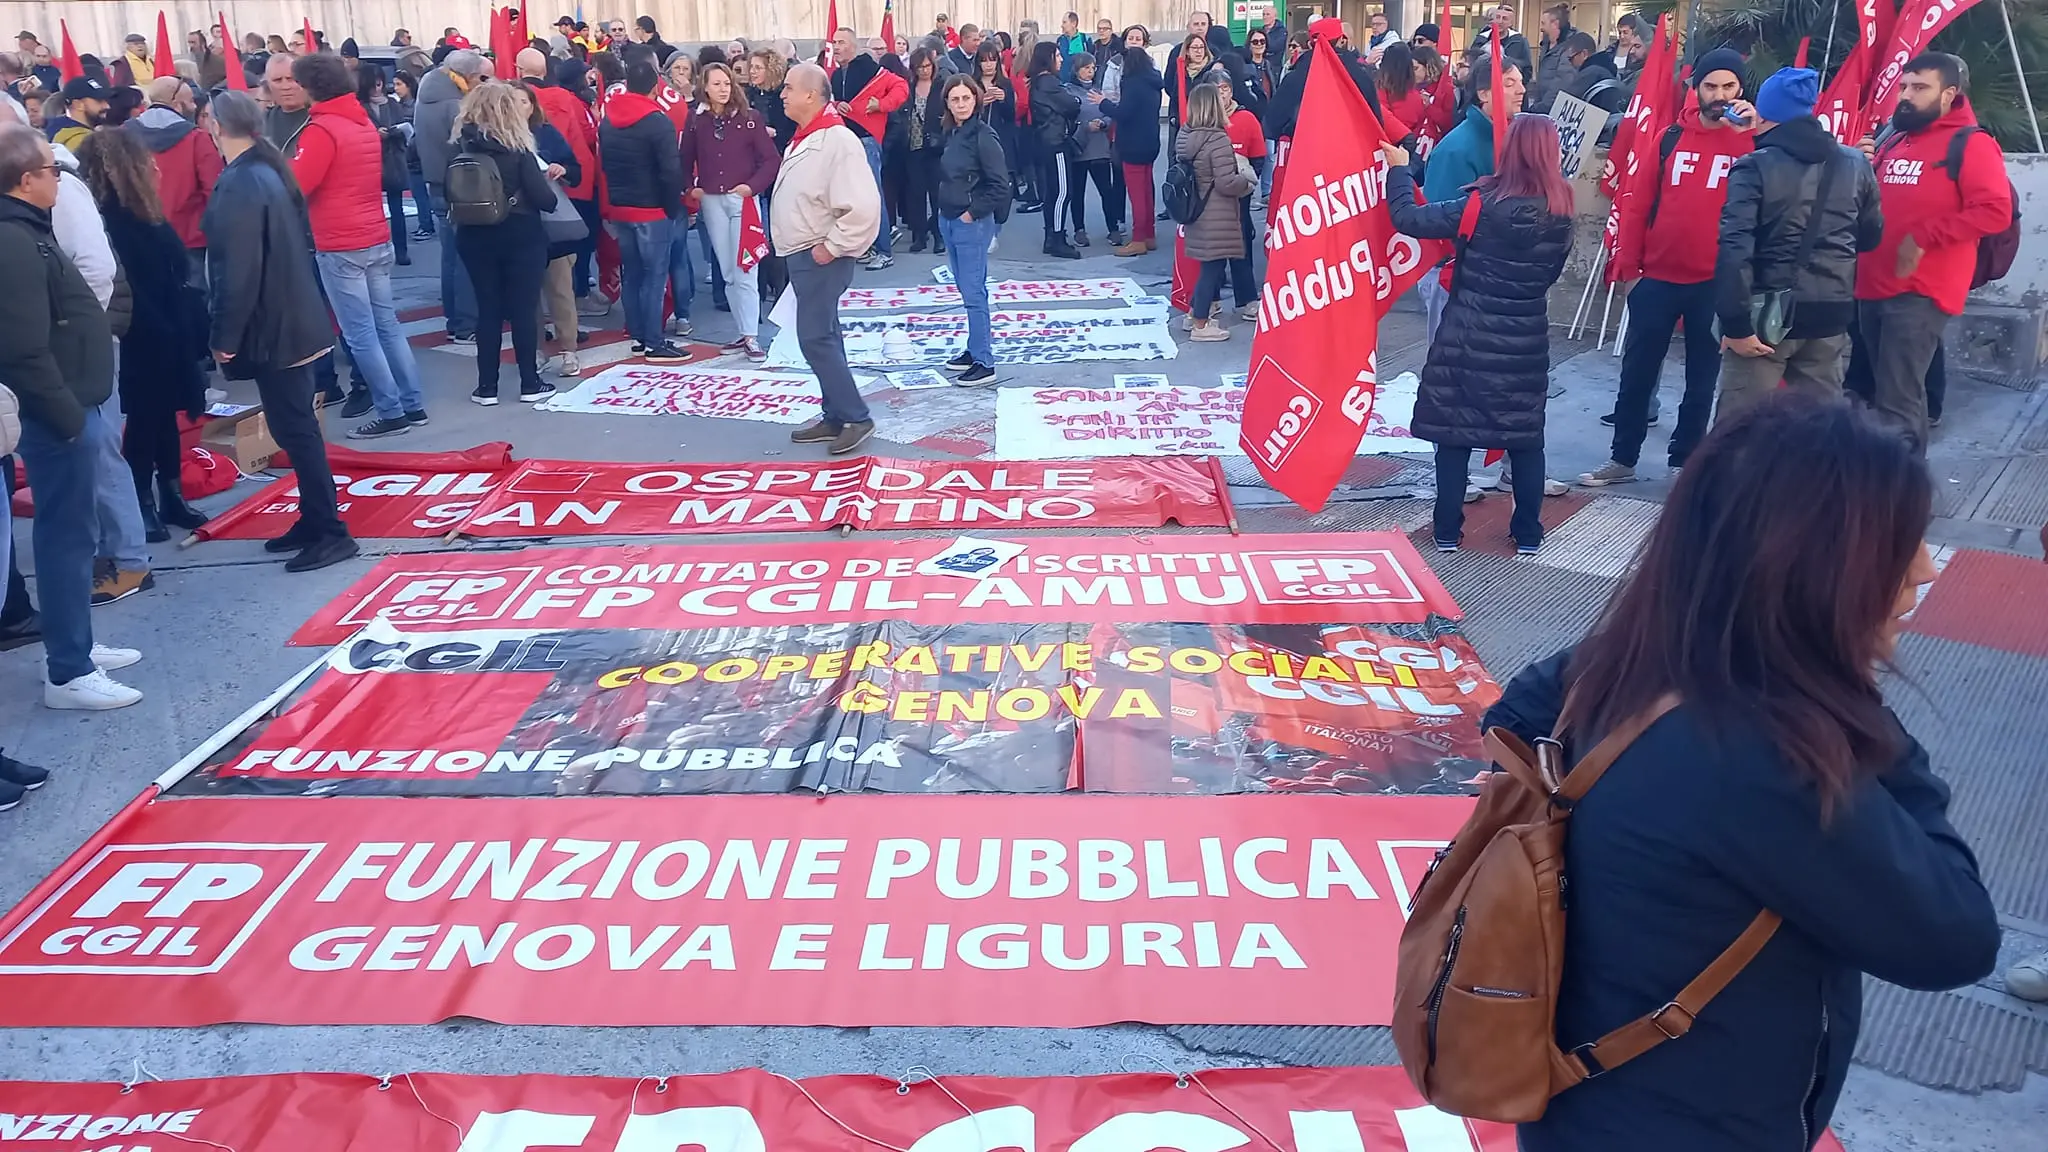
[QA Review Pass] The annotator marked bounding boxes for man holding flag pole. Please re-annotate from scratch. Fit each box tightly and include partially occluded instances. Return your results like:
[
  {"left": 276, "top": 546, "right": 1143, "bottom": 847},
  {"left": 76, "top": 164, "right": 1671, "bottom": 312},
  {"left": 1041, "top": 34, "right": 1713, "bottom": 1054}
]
[{"left": 1417, "top": 32, "right": 1523, "bottom": 344}]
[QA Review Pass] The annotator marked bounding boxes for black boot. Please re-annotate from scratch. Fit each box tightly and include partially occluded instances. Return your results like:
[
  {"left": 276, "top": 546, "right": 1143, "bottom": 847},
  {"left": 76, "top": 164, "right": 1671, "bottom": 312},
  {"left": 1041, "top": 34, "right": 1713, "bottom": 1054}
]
[
  {"left": 1043, "top": 232, "right": 1081, "bottom": 260},
  {"left": 136, "top": 488, "right": 169, "bottom": 544},
  {"left": 157, "top": 470, "right": 209, "bottom": 531}
]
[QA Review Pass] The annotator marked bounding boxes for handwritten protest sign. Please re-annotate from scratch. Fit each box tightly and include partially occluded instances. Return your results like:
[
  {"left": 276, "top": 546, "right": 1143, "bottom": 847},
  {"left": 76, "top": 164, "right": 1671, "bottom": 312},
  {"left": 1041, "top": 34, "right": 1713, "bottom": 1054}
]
[
  {"left": 540, "top": 365, "right": 866, "bottom": 424},
  {"left": 838, "top": 279, "right": 1150, "bottom": 311},
  {"left": 997, "top": 373, "right": 1432, "bottom": 459},
  {"left": 1549, "top": 92, "right": 1610, "bottom": 181},
  {"left": 767, "top": 303, "right": 1179, "bottom": 368}
]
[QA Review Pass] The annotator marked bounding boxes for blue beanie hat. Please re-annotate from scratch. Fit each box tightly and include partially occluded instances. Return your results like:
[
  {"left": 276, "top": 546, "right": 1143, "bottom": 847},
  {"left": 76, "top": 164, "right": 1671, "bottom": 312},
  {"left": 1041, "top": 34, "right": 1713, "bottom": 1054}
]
[{"left": 1756, "top": 67, "right": 1819, "bottom": 123}]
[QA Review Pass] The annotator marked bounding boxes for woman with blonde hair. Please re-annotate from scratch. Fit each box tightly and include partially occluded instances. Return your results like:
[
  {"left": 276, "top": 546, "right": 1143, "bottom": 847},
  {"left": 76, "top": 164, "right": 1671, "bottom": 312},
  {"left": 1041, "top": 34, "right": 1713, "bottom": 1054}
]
[
  {"left": 450, "top": 81, "right": 560, "bottom": 405},
  {"left": 1174, "top": 82, "right": 1254, "bottom": 342}
]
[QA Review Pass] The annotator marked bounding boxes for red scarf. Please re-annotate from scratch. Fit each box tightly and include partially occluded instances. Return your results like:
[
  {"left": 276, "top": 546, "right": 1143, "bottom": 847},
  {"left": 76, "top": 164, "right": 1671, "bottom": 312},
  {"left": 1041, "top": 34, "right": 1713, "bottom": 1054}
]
[{"left": 789, "top": 102, "right": 847, "bottom": 151}]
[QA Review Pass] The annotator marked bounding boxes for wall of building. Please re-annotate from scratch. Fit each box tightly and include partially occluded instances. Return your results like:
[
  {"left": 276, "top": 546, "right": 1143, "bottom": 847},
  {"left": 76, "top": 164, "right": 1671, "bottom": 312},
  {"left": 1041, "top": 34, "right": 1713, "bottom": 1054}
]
[{"left": 1971, "top": 152, "right": 2047, "bottom": 311}]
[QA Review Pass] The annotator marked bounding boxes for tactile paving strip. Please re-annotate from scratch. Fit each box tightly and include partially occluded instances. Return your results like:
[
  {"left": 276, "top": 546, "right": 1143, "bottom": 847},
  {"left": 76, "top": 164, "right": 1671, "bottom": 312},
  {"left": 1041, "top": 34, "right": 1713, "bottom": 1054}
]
[
  {"left": 1904, "top": 549, "right": 2048, "bottom": 659},
  {"left": 1524, "top": 495, "right": 1660, "bottom": 580},
  {"left": 1979, "top": 457, "right": 2048, "bottom": 528},
  {"left": 1429, "top": 550, "right": 1618, "bottom": 683},
  {"left": 1857, "top": 978, "right": 2048, "bottom": 1093}
]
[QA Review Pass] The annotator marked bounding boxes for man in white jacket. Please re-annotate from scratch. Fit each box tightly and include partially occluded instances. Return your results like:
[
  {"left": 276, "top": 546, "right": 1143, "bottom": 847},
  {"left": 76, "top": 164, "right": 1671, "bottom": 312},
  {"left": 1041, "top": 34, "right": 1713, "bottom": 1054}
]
[{"left": 773, "top": 63, "right": 882, "bottom": 457}]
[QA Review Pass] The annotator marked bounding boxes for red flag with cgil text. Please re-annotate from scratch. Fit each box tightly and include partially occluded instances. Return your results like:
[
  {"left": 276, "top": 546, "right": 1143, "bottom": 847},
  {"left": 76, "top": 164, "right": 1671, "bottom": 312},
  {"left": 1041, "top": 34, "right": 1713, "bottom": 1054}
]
[
  {"left": 1600, "top": 15, "right": 1676, "bottom": 283},
  {"left": 1237, "top": 38, "right": 1451, "bottom": 512},
  {"left": 1861, "top": 0, "right": 1978, "bottom": 139}
]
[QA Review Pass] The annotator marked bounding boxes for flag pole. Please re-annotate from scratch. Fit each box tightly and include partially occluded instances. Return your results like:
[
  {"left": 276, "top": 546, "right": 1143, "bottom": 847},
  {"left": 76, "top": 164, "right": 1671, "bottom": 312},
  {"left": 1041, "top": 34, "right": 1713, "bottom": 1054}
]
[
  {"left": 1997, "top": 0, "right": 2045, "bottom": 152},
  {"left": 1597, "top": 280, "right": 1617, "bottom": 349},
  {"left": 1570, "top": 245, "right": 1605, "bottom": 339}
]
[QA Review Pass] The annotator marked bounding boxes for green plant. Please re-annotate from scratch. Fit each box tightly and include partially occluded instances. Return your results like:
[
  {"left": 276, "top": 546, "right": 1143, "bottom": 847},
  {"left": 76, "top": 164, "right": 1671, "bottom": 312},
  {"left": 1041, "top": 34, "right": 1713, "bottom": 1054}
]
[{"left": 1625, "top": 0, "right": 2047, "bottom": 149}]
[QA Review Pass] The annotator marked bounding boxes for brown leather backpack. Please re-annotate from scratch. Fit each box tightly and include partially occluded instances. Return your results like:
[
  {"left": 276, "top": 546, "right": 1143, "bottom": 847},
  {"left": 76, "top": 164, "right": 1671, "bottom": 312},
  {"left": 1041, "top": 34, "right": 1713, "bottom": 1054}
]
[{"left": 1391, "top": 696, "right": 1781, "bottom": 1122}]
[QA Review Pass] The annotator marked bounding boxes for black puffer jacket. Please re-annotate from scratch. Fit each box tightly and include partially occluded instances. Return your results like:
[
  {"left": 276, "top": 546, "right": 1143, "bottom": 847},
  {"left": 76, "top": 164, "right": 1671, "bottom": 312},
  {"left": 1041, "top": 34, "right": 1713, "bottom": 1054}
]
[
  {"left": 934, "top": 117, "right": 1012, "bottom": 223},
  {"left": 1101, "top": 61, "right": 1163, "bottom": 166},
  {"left": 99, "top": 198, "right": 205, "bottom": 419},
  {"left": 1715, "top": 116, "right": 1882, "bottom": 340},
  {"left": 1387, "top": 165, "right": 1572, "bottom": 450},
  {"left": 201, "top": 150, "right": 333, "bottom": 380},
  {"left": 1027, "top": 71, "right": 1079, "bottom": 152},
  {"left": 1266, "top": 46, "right": 1387, "bottom": 140},
  {"left": 1490, "top": 650, "right": 1999, "bottom": 1152}
]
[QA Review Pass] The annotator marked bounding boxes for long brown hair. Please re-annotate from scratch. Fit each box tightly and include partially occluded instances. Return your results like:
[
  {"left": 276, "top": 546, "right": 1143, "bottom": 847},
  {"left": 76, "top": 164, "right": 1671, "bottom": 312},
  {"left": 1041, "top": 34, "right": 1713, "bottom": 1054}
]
[
  {"left": 76, "top": 126, "right": 164, "bottom": 224},
  {"left": 1559, "top": 396, "right": 1931, "bottom": 814}
]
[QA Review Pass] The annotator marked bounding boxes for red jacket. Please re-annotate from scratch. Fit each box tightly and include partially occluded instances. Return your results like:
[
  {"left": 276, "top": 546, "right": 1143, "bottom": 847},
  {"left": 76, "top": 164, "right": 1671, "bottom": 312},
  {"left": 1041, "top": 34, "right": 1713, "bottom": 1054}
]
[
  {"left": 291, "top": 95, "right": 390, "bottom": 252},
  {"left": 125, "top": 107, "right": 223, "bottom": 249},
  {"left": 1856, "top": 100, "right": 2013, "bottom": 315},
  {"left": 847, "top": 68, "right": 908, "bottom": 140},
  {"left": 534, "top": 83, "right": 598, "bottom": 199},
  {"left": 1641, "top": 106, "right": 1755, "bottom": 285}
]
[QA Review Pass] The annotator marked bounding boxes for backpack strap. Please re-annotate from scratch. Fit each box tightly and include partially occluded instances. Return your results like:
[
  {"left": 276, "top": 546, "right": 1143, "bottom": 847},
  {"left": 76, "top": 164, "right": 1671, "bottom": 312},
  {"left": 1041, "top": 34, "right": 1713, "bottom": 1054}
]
[
  {"left": 1551, "top": 694, "right": 1679, "bottom": 806},
  {"left": 1567, "top": 909, "right": 1782, "bottom": 1078},
  {"left": 1942, "top": 125, "right": 1977, "bottom": 184}
]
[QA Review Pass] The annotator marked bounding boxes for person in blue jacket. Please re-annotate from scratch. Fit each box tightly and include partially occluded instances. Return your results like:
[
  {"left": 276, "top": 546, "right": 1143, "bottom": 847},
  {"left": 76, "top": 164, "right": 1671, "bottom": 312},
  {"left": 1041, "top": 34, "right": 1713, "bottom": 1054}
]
[
  {"left": 1419, "top": 51, "right": 1526, "bottom": 342},
  {"left": 1484, "top": 395, "right": 1999, "bottom": 1152}
]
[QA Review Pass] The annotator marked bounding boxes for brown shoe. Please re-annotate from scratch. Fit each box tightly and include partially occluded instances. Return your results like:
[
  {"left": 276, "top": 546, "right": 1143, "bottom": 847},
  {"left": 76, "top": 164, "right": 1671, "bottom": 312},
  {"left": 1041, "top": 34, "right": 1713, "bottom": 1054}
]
[
  {"left": 790, "top": 419, "right": 836, "bottom": 444},
  {"left": 1113, "top": 241, "right": 1147, "bottom": 257},
  {"left": 1145, "top": 238, "right": 1159, "bottom": 251},
  {"left": 828, "top": 420, "right": 877, "bottom": 455},
  {"left": 90, "top": 568, "right": 155, "bottom": 607}
]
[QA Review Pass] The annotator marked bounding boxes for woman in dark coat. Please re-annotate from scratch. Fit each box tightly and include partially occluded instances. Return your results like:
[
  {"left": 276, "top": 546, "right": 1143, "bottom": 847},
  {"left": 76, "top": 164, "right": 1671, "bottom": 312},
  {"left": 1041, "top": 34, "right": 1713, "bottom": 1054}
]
[
  {"left": 1102, "top": 43, "right": 1163, "bottom": 255},
  {"left": 971, "top": 45, "right": 1019, "bottom": 187},
  {"left": 75, "top": 129, "right": 208, "bottom": 542},
  {"left": 360, "top": 65, "right": 413, "bottom": 263},
  {"left": 451, "top": 83, "right": 560, "bottom": 405},
  {"left": 1383, "top": 114, "right": 1574, "bottom": 554},
  {"left": 522, "top": 81, "right": 585, "bottom": 379},
  {"left": 897, "top": 48, "right": 948, "bottom": 253},
  {"left": 1024, "top": 41, "right": 1080, "bottom": 258},
  {"left": 1174, "top": 83, "right": 1254, "bottom": 343}
]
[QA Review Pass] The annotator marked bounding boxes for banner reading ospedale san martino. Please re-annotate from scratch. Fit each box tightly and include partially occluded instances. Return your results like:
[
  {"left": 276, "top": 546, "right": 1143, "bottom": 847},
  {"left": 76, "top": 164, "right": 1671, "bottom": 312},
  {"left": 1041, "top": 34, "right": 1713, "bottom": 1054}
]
[
  {"left": 0, "top": 1067, "right": 1544, "bottom": 1151},
  {"left": 0, "top": 792, "right": 1471, "bottom": 1028}
]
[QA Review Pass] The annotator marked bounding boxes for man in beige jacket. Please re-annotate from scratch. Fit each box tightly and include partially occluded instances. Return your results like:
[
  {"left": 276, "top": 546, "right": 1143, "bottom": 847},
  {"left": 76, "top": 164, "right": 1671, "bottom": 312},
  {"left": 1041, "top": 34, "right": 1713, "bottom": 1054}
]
[{"left": 772, "top": 62, "right": 882, "bottom": 456}]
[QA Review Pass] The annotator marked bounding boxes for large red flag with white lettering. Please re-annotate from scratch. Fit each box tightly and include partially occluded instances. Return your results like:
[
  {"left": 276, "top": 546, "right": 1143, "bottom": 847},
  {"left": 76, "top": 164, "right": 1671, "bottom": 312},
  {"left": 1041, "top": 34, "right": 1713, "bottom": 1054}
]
[
  {"left": 1601, "top": 15, "right": 1676, "bottom": 283},
  {"left": 1237, "top": 39, "right": 1450, "bottom": 512},
  {"left": 1861, "top": 0, "right": 1979, "bottom": 139}
]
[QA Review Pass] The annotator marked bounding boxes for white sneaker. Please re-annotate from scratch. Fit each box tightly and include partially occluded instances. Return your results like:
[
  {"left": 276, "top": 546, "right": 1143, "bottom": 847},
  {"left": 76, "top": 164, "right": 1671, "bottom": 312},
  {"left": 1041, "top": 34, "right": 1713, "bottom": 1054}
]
[
  {"left": 2007, "top": 950, "right": 2048, "bottom": 1001},
  {"left": 553, "top": 352, "right": 581, "bottom": 377},
  {"left": 45, "top": 668, "right": 143, "bottom": 711},
  {"left": 90, "top": 643, "right": 141, "bottom": 671}
]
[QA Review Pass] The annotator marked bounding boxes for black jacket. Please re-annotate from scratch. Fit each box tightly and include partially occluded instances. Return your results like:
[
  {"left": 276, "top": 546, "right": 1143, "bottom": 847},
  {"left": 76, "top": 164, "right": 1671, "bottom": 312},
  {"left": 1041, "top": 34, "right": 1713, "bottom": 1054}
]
[
  {"left": 1101, "top": 62, "right": 1164, "bottom": 166},
  {"left": 1565, "top": 54, "right": 1624, "bottom": 114},
  {"left": 934, "top": 118, "right": 1012, "bottom": 223},
  {"left": 455, "top": 125, "right": 560, "bottom": 220},
  {"left": 1715, "top": 116, "right": 1882, "bottom": 340},
  {"left": 1027, "top": 72, "right": 1080, "bottom": 151},
  {"left": 747, "top": 85, "right": 797, "bottom": 151},
  {"left": 0, "top": 195, "right": 114, "bottom": 439},
  {"left": 533, "top": 122, "right": 583, "bottom": 261},
  {"left": 1491, "top": 650, "right": 1999, "bottom": 1152},
  {"left": 830, "top": 55, "right": 883, "bottom": 139},
  {"left": 202, "top": 150, "right": 334, "bottom": 379},
  {"left": 99, "top": 199, "right": 205, "bottom": 419},
  {"left": 1266, "top": 48, "right": 1387, "bottom": 140},
  {"left": 599, "top": 93, "right": 685, "bottom": 217},
  {"left": 1387, "top": 166, "right": 1572, "bottom": 450},
  {"left": 1473, "top": 28, "right": 1534, "bottom": 75},
  {"left": 369, "top": 97, "right": 409, "bottom": 191}
]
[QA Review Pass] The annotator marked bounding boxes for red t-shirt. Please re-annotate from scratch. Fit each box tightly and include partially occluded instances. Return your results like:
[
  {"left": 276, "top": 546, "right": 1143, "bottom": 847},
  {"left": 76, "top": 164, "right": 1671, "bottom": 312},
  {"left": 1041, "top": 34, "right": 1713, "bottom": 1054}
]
[{"left": 1226, "top": 109, "right": 1267, "bottom": 158}]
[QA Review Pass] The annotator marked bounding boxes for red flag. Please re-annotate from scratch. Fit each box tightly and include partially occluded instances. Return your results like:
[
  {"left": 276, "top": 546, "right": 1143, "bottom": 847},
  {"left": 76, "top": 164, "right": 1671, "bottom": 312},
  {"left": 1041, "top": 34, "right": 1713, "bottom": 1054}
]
[
  {"left": 219, "top": 13, "right": 247, "bottom": 90},
  {"left": 58, "top": 20, "right": 83, "bottom": 81},
  {"left": 155, "top": 13, "right": 176, "bottom": 81},
  {"left": 303, "top": 17, "right": 318, "bottom": 53},
  {"left": 513, "top": 7, "right": 530, "bottom": 50},
  {"left": 1862, "top": 0, "right": 1980, "bottom": 139},
  {"left": 737, "top": 198, "right": 769, "bottom": 272},
  {"left": 1236, "top": 38, "right": 1453, "bottom": 512},
  {"left": 880, "top": 0, "right": 897, "bottom": 51},
  {"left": 491, "top": 7, "right": 517, "bottom": 78},
  {"left": 1601, "top": 14, "right": 1676, "bottom": 284},
  {"left": 1793, "top": 36, "right": 1811, "bottom": 68},
  {"left": 1441, "top": 0, "right": 1458, "bottom": 50},
  {"left": 821, "top": 0, "right": 840, "bottom": 74},
  {"left": 1488, "top": 33, "right": 1506, "bottom": 170}
]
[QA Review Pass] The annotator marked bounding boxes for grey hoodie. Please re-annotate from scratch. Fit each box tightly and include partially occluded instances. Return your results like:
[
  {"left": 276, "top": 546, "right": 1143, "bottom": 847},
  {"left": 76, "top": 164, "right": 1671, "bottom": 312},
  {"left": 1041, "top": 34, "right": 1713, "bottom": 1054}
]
[
  {"left": 413, "top": 66, "right": 467, "bottom": 185},
  {"left": 125, "top": 104, "right": 197, "bottom": 152}
]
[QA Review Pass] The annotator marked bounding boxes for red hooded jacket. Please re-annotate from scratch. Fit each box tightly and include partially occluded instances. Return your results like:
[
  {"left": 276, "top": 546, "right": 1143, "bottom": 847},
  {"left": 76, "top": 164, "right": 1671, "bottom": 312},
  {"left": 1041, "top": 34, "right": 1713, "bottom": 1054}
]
[
  {"left": 847, "top": 68, "right": 908, "bottom": 140},
  {"left": 291, "top": 95, "right": 391, "bottom": 252},
  {"left": 533, "top": 83, "right": 598, "bottom": 199},
  {"left": 1856, "top": 100, "right": 2014, "bottom": 316},
  {"left": 1641, "top": 105, "right": 1755, "bottom": 285},
  {"left": 124, "top": 105, "right": 223, "bottom": 249}
]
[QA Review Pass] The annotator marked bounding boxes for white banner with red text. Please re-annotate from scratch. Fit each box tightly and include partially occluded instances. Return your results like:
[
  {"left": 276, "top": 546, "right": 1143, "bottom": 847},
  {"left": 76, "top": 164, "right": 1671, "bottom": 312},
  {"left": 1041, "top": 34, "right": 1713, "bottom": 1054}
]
[{"left": 997, "top": 374, "right": 1432, "bottom": 459}]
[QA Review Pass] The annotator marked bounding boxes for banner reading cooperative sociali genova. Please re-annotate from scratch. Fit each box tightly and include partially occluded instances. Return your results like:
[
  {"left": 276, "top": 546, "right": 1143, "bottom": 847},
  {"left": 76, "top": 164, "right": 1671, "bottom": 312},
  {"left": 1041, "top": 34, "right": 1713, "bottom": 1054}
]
[
  {"left": 1238, "top": 38, "right": 1450, "bottom": 512},
  {"left": 0, "top": 1067, "right": 1535, "bottom": 1151},
  {"left": 0, "top": 792, "right": 1471, "bottom": 1027}
]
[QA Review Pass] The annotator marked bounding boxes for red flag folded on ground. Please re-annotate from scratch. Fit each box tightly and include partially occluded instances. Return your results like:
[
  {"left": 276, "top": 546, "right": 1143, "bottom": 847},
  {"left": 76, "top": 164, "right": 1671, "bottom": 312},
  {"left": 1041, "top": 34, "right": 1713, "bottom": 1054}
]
[
  {"left": 154, "top": 13, "right": 176, "bottom": 82},
  {"left": 219, "top": 12, "right": 247, "bottom": 90},
  {"left": 303, "top": 17, "right": 318, "bottom": 53},
  {"left": 491, "top": 7, "right": 517, "bottom": 78},
  {"left": 737, "top": 198, "right": 769, "bottom": 271},
  {"left": 1601, "top": 14, "right": 1676, "bottom": 284},
  {"left": 821, "top": 0, "right": 840, "bottom": 73},
  {"left": 1237, "top": 38, "right": 1452, "bottom": 512},
  {"left": 1862, "top": 0, "right": 1980, "bottom": 139},
  {"left": 880, "top": 0, "right": 897, "bottom": 51},
  {"left": 57, "top": 20, "right": 82, "bottom": 81}
]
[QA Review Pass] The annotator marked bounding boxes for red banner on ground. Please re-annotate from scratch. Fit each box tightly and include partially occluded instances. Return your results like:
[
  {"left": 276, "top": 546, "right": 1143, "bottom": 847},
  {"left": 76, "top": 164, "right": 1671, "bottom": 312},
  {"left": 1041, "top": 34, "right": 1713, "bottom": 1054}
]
[
  {"left": 289, "top": 533, "right": 1462, "bottom": 645},
  {"left": 199, "top": 452, "right": 1227, "bottom": 539},
  {"left": 459, "top": 457, "right": 1227, "bottom": 536},
  {"left": 0, "top": 1067, "right": 1531, "bottom": 1150},
  {"left": 195, "top": 443, "right": 518, "bottom": 540},
  {"left": 1238, "top": 38, "right": 1448, "bottom": 513},
  {"left": 0, "top": 792, "right": 1471, "bottom": 1027}
]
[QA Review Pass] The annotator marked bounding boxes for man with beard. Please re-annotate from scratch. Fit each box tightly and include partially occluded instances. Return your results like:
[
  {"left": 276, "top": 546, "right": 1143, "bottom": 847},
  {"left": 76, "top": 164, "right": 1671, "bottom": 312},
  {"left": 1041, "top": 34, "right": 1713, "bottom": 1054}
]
[
  {"left": 48, "top": 77, "right": 110, "bottom": 151},
  {"left": 1712, "top": 67, "right": 1882, "bottom": 419},
  {"left": 1854, "top": 52, "right": 2012, "bottom": 453},
  {"left": 1582, "top": 51, "right": 1755, "bottom": 488}
]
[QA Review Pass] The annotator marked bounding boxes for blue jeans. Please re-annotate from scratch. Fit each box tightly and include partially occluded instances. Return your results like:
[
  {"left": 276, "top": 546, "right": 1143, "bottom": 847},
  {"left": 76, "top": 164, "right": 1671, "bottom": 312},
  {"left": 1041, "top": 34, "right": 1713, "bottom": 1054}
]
[
  {"left": 862, "top": 137, "right": 892, "bottom": 254},
  {"left": 609, "top": 217, "right": 675, "bottom": 347},
  {"left": 427, "top": 185, "right": 477, "bottom": 335},
  {"left": 938, "top": 214, "right": 997, "bottom": 365},
  {"left": 696, "top": 214, "right": 726, "bottom": 306},
  {"left": 17, "top": 411, "right": 106, "bottom": 684},
  {"left": 667, "top": 221, "right": 697, "bottom": 322},
  {"left": 89, "top": 382, "right": 148, "bottom": 573},
  {"left": 408, "top": 170, "right": 436, "bottom": 235},
  {"left": 315, "top": 244, "right": 426, "bottom": 420}
]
